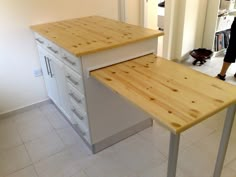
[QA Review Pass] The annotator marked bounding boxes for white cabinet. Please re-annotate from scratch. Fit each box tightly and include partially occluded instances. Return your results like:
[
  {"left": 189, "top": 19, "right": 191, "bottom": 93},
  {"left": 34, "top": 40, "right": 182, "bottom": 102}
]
[
  {"left": 35, "top": 33, "right": 156, "bottom": 153},
  {"left": 37, "top": 45, "right": 72, "bottom": 123},
  {"left": 35, "top": 34, "right": 90, "bottom": 142},
  {"left": 31, "top": 16, "right": 162, "bottom": 153}
]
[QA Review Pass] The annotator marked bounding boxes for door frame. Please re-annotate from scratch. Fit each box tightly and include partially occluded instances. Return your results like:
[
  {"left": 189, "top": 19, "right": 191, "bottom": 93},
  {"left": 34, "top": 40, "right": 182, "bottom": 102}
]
[
  {"left": 118, "top": 0, "right": 126, "bottom": 22},
  {"left": 118, "top": 0, "right": 177, "bottom": 59},
  {"left": 141, "top": 0, "right": 178, "bottom": 59}
]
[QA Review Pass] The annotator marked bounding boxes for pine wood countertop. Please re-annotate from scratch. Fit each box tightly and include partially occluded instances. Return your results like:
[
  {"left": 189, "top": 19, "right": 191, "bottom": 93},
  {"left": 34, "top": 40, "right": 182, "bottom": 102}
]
[
  {"left": 91, "top": 54, "right": 236, "bottom": 134},
  {"left": 31, "top": 16, "right": 164, "bottom": 57}
]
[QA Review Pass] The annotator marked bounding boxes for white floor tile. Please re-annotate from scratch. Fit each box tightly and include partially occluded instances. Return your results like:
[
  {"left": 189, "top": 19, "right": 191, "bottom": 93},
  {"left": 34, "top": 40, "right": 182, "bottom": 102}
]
[
  {"left": 201, "top": 109, "right": 226, "bottom": 131},
  {"left": 84, "top": 148, "right": 136, "bottom": 177},
  {"left": 39, "top": 104, "right": 70, "bottom": 129},
  {"left": 178, "top": 143, "right": 216, "bottom": 177},
  {"left": 13, "top": 109, "right": 54, "bottom": 142},
  {"left": 84, "top": 156, "right": 136, "bottom": 177},
  {"left": 137, "top": 161, "right": 187, "bottom": 177},
  {"left": 34, "top": 143, "right": 90, "bottom": 177},
  {"left": 194, "top": 130, "right": 221, "bottom": 157},
  {"left": 5, "top": 166, "right": 38, "bottom": 177},
  {"left": 138, "top": 122, "right": 192, "bottom": 157},
  {"left": 70, "top": 169, "right": 88, "bottom": 177},
  {"left": 56, "top": 127, "right": 86, "bottom": 149},
  {"left": 182, "top": 121, "right": 215, "bottom": 145},
  {"left": 25, "top": 131, "right": 65, "bottom": 162},
  {"left": 111, "top": 134, "right": 166, "bottom": 174},
  {"left": 0, "top": 118, "right": 22, "bottom": 151},
  {"left": 227, "top": 156, "right": 236, "bottom": 171},
  {"left": 225, "top": 133, "right": 236, "bottom": 164},
  {"left": 0, "top": 145, "right": 32, "bottom": 177},
  {"left": 221, "top": 167, "right": 236, "bottom": 177}
]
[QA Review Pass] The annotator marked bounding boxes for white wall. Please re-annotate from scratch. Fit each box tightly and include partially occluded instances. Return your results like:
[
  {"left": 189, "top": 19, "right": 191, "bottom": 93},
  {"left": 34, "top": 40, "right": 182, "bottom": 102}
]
[
  {"left": 174, "top": 0, "right": 208, "bottom": 60},
  {"left": 147, "top": 0, "right": 158, "bottom": 29},
  {"left": 163, "top": 0, "right": 208, "bottom": 60},
  {"left": 0, "top": 0, "right": 119, "bottom": 114},
  {"left": 125, "top": 0, "right": 140, "bottom": 25}
]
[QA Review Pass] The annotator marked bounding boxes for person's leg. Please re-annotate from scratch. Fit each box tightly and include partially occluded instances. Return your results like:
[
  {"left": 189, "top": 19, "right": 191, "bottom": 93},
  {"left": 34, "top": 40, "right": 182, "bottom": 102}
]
[
  {"left": 219, "top": 62, "right": 231, "bottom": 76},
  {"left": 216, "top": 18, "right": 236, "bottom": 80}
]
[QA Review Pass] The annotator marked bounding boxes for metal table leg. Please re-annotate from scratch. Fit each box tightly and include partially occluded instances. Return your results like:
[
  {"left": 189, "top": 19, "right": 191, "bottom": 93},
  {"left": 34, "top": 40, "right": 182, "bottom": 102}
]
[
  {"left": 167, "top": 133, "right": 180, "bottom": 177},
  {"left": 213, "top": 104, "right": 236, "bottom": 177}
]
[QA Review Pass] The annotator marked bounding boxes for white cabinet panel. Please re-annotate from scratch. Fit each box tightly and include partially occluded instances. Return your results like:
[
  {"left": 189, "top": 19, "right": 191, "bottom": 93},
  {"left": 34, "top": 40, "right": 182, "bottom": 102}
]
[{"left": 37, "top": 46, "right": 60, "bottom": 106}]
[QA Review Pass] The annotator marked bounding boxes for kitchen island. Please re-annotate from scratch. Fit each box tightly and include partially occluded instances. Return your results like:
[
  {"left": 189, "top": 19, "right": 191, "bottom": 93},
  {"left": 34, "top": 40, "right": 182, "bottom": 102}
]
[{"left": 31, "top": 16, "right": 164, "bottom": 153}]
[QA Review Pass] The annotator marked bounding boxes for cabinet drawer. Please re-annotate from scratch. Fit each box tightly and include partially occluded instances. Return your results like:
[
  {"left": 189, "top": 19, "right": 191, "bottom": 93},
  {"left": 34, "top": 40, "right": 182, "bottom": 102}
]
[
  {"left": 34, "top": 33, "right": 48, "bottom": 47},
  {"left": 75, "top": 123, "right": 90, "bottom": 143},
  {"left": 34, "top": 33, "right": 62, "bottom": 60},
  {"left": 69, "top": 99, "right": 88, "bottom": 129},
  {"left": 61, "top": 49, "right": 82, "bottom": 73},
  {"left": 65, "top": 66, "right": 84, "bottom": 94},
  {"left": 67, "top": 83, "right": 86, "bottom": 112},
  {"left": 45, "top": 41, "right": 62, "bottom": 60}
]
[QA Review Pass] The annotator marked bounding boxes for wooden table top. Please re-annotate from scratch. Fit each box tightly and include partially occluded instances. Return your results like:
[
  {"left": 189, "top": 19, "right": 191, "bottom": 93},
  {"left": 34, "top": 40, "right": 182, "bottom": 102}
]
[
  {"left": 91, "top": 54, "right": 236, "bottom": 134},
  {"left": 31, "top": 16, "right": 164, "bottom": 57}
]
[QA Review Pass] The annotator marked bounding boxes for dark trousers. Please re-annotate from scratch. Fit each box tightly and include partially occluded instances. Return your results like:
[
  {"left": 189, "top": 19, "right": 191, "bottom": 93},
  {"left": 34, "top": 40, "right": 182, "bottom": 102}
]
[{"left": 224, "top": 17, "right": 236, "bottom": 63}]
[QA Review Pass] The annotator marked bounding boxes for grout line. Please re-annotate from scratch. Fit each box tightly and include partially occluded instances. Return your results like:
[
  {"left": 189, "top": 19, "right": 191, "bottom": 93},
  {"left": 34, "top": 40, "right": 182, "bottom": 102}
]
[
  {"left": 32, "top": 164, "right": 40, "bottom": 177},
  {"left": 38, "top": 103, "right": 70, "bottom": 150},
  {"left": 10, "top": 104, "right": 65, "bottom": 174},
  {"left": 0, "top": 120, "right": 34, "bottom": 176},
  {"left": 2, "top": 164, "right": 35, "bottom": 177}
]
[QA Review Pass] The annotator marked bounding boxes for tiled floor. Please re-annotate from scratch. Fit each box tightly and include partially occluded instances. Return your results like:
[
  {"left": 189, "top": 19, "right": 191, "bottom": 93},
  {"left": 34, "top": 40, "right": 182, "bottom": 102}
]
[
  {"left": 182, "top": 55, "right": 236, "bottom": 86},
  {"left": 0, "top": 56, "right": 236, "bottom": 177}
]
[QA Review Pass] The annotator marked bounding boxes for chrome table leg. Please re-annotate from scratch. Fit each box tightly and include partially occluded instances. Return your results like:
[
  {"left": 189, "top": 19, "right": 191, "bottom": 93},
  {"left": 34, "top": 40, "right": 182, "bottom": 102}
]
[
  {"left": 167, "top": 133, "right": 180, "bottom": 177},
  {"left": 213, "top": 104, "right": 236, "bottom": 177}
]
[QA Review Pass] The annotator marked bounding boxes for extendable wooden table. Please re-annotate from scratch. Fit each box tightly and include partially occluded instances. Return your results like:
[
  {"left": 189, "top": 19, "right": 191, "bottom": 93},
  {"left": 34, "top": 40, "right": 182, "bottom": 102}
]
[{"left": 91, "top": 54, "right": 236, "bottom": 177}]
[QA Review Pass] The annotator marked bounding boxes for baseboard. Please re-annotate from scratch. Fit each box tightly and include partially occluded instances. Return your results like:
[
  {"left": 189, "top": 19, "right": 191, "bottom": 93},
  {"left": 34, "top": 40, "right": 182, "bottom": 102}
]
[
  {"left": 91, "top": 118, "right": 153, "bottom": 153},
  {"left": 0, "top": 99, "right": 51, "bottom": 119},
  {"left": 56, "top": 102, "right": 153, "bottom": 154}
]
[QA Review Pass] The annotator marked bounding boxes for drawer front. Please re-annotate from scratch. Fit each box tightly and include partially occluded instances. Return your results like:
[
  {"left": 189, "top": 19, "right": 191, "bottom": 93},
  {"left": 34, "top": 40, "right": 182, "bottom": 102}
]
[
  {"left": 69, "top": 98, "right": 88, "bottom": 129},
  {"left": 34, "top": 33, "right": 62, "bottom": 61},
  {"left": 67, "top": 83, "right": 86, "bottom": 112},
  {"left": 65, "top": 66, "right": 84, "bottom": 94},
  {"left": 34, "top": 33, "right": 48, "bottom": 48},
  {"left": 61, "top": 49, "right": 82, "bottom": 74},
  {"left": 45, "top": 41, "right": 62, "bottom": 60},
  {"left": 75, "top": 123, "right": 90, "bottom": 143}
]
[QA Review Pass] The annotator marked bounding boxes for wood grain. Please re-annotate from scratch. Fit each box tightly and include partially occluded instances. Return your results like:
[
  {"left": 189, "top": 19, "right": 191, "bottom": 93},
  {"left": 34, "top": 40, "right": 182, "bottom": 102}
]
[
  {"left": 91, "top": 54, "right": 236, "bottom": 134},
  {"left": 31, "top": 16, "right": 164, "bottom": 57}
]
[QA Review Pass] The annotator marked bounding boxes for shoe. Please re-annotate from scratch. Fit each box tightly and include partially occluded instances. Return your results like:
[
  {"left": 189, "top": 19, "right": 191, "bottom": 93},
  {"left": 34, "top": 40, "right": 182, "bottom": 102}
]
[
  {"left": 216, "top": 74, "right": 226, "bottom": 81},
  {"left": 158, "top": 1, "right": 165, "bottom": 7}
]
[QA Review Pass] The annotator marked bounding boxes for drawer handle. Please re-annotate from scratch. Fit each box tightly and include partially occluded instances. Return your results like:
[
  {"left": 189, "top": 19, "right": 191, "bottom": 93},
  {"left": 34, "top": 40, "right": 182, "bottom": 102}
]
[
  {"left": 71, "top": 108, "right": 84, "bottom": 120},
  {"left": 36, "top": 38, "right": 44, "bottom": 44},
  {"left": 76, "top": 124, "right": 86, "bottom": 136},
  {"left": 69, "top": 92, "right": 82, "bottom": 104},
  {"left": 47, "top": 46, "right": 58, "bottom": 54},
  {"left": 66, "top": 75, "right": 78, "bottom": 85},
  {"left": 63, "top": 57, "right": 76, "bottom": 66}
]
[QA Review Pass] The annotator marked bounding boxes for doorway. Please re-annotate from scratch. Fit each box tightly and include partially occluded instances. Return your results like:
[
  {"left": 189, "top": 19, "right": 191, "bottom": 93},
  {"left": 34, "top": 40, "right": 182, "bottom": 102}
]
[{"left": 118, "top": 0, "right": 175, "bottom": 59}]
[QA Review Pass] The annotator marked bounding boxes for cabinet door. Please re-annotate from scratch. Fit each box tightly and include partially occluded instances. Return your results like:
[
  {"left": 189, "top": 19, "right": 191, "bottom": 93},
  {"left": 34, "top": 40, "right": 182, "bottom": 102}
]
[
  {"left": 50, "top": 54, "right": 71, "bottom": 118},
  {"left": 37, "top": 46, "right": 60, "bottom": 106}
]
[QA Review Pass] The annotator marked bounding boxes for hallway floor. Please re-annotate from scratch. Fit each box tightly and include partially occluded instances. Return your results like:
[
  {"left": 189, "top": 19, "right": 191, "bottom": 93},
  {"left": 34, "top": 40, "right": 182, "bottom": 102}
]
[
  {"left": 182, "top": 55, "right": 236, "bottom": 86},
  {"left": 0, "top": 56, "right": 236, "bottom": 177}
]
